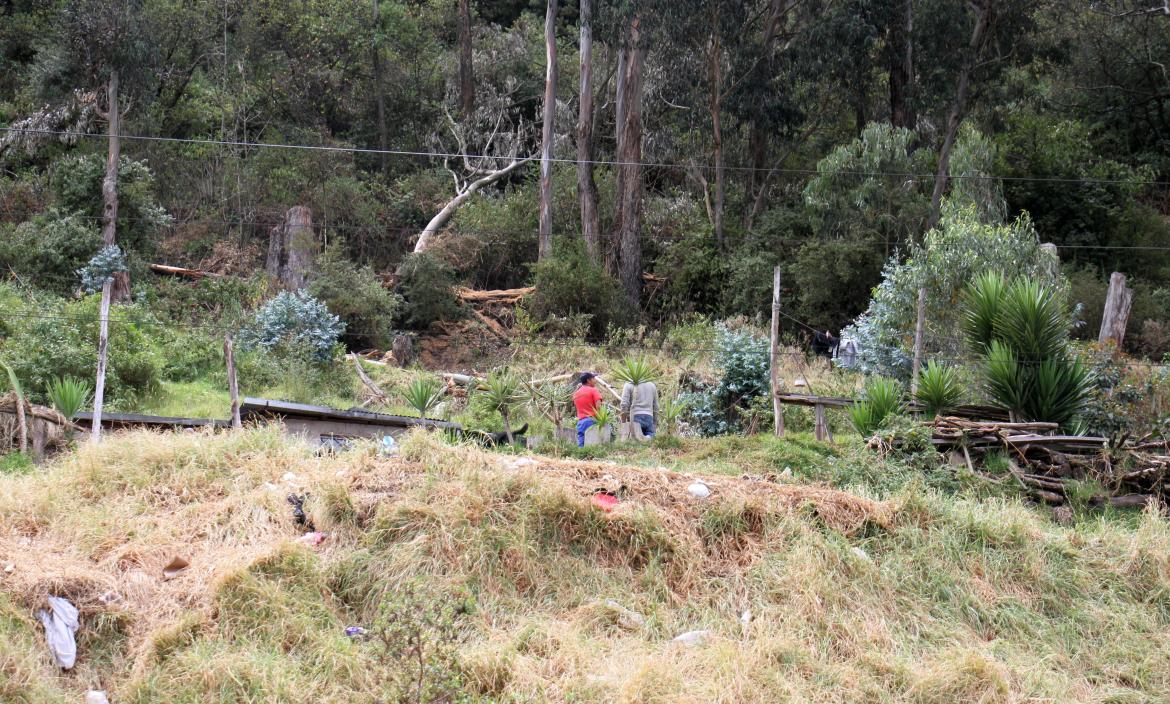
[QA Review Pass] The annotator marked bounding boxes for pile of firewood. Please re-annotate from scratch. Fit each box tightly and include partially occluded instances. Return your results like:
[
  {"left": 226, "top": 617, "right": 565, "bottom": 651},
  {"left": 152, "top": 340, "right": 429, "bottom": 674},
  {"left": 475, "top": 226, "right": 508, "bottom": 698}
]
[{"left": 876, "top": 417, "right": 1170, "bottom": 508}]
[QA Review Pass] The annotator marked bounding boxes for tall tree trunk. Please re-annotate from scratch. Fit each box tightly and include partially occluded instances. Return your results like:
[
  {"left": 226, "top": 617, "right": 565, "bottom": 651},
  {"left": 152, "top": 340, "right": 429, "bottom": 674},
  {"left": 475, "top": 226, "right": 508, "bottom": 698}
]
[
  {"left": 608, "top": 45, "right": 629, "bottom": 278},
  {"left": 612, "top": 16, "right": 646, "bottom": 309},
  {"left": 458, "top": 0, "right": 474, "bottom": 118},
  {"left": 888, "top": 0, "right": 915, "bottom": 129},
  {"left": 539, "top": 0, "right": 558, "bottom": 260},
  {"left": 925, "top": 0, "right": 994, "bottom": 233},
  {"left": 708, "top": 24, "right": 725, "bottom": 249},
  {"left": 101, "top": 70, "right": 130, "bottom": 303},
  {"left": 577, "top": 0, "right": 601, "bottom": 262},
  {"left": 372, "top": 0, "right": 389, "bottom": 175},
  {"left": 744, "top": 0, "right": 789, "bottom": 227}
]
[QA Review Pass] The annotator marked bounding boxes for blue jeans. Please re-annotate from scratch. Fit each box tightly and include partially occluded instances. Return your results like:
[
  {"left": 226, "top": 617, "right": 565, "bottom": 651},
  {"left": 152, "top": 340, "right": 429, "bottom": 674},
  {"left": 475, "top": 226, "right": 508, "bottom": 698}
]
[
  {"left": 633, "top": 414, "right": 656, "bottom": 438},
  {"left": 576, "top": 417, "right": 596, "bottom": 447}
]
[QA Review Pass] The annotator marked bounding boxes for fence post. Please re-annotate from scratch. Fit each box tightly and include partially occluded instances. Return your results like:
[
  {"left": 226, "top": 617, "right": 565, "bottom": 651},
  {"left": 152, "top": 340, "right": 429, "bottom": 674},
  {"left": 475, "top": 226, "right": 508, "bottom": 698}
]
[
  {"left": 770, "top": 266, "right": 784, "bottom": 437},
  {"left": 225, "top": 334, "right": 242, "bottom": 430},
  {"left": 91, "top": 280, "right": 112, "bottom": 443},
  {"left": 910, "top": 286, "right": 927, "bottom": 396}
]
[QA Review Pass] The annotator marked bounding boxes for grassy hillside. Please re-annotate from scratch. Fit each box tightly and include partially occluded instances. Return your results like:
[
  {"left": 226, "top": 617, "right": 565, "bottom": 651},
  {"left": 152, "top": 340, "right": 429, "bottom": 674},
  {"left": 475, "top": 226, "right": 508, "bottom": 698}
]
[{"left": 2, "top": 427, "right": 1169, "bottom": 703}]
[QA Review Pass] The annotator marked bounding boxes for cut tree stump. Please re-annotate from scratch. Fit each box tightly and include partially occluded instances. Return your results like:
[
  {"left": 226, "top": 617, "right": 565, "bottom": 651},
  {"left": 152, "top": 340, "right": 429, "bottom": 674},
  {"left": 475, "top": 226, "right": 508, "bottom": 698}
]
[
  {"left": 1098, "top": 271, "right": 1133, "bottom": 347},
  {"left": 266, "top": 206, "right": 317, "bottom": 289}
]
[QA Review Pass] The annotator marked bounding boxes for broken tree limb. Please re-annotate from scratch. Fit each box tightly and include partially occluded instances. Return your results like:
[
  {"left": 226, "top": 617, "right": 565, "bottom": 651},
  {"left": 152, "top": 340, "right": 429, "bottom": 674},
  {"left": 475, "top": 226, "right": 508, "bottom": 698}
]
[
  {"left": 441, "top": 372, "right": 483, "bottom": 386},
  {"left": 352, "top": 355, "right": 390, "bottom": 406},
  {"left": 469, "top": 308, "right": 511, "bottom": 342},
  {"left": 149, "top": 263, "right": 221, "bottom": 279},
  {"left": 594, "top": 375, "right": 623, "bottom": 403},
  {"left": 457, "top": 286, "right": 535, "bottom": 304},
  {"left": 413, "top": 157, "right": 534, "bottom": 253}
]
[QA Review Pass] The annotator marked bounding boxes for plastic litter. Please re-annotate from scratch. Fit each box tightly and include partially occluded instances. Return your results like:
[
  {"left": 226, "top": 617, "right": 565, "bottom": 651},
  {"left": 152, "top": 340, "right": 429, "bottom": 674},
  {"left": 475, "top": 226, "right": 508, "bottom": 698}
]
[
  {"left": 345, "top": 626, "right": 369, "bottom": 639},
  {"left": 602, "top": 599, "right": 646, "bottom": 630},
  {"left": 36, "top": 596, "right": 79, "bottom": 669},
  {"left": 3, "top": 562, "right": 14, "bottom": 574},
  {"left": 281, "top": 471, "right": 298, "bottom": 482},
  {"left": 672, "top": 629, "right": 711, "bottom": 646},
  {"left": 590, "top": 491, "right": 619, "bottom": 512},
  {"left": 687, "top": 481, "right": 711, "bottom": 499},
  {"left": 85, "top": 692, "right": 111, "bottom": 704},
  {"left": 379, "top": 436, "right": 398, "bottom": 456},
  {"left": 851, "top": 546, "right": 872, "bottom": 563},
  {"left": 161, "top": 556, "right": 190, "bottom": 581},
  {"left": 297, "top": 531, "right": 327, "bottom": 547},
  {"left": 98, "top": 591, "right": 123, "bottom": 606},
  {"left": 287, "top": 493, "right": 315, "bottom": 530}
]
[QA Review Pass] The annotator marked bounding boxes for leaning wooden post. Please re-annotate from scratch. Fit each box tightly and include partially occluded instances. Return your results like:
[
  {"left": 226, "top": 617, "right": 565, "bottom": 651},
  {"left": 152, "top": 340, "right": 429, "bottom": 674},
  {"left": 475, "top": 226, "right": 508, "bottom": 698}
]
[
  {"left": 1098, "top": 272, "right": 1133, "bottom": 348},
  {"left": 770, "top": 266, "right": 784, "bottom": 437},
  {"left": 910, "top": 286, "right": 927, "bottom": 396},
  {"left": 91, "top": 279, "right": 112, "bottom": 443},
  {"left": 224, "top": 334, "right": 242, "bottom": 430}
]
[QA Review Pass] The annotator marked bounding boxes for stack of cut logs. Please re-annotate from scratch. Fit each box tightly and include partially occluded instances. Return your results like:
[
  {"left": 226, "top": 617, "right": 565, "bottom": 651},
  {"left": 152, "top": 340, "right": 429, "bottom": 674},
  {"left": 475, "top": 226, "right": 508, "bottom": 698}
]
[{"left": 880, "top": 417, "right": 1170, "bottom": 508}]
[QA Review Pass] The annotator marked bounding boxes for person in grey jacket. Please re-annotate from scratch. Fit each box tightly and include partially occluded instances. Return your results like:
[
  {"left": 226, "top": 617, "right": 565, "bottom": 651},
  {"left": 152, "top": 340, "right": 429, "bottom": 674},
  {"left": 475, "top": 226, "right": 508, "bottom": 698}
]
[{"left": 620, "top": 379, "right": 659, "bottom": 438}]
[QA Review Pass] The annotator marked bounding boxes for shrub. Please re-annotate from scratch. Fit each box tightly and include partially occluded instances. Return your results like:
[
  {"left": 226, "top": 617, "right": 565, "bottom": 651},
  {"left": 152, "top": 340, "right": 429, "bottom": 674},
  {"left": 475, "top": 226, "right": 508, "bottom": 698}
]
[
  {"left": 236, "top": 290, "right": 344, "bottom": 362},
  {"left": 850, "top": 376, "right": 904, "bottom": 436},
  {"left": 961, "top": 272, "right": 1093, "bottom": 426},
  {"left": 0, "top": 211, "right": 102, "bottom": 293},
  {"left": 77, "top": 244, "right": 128, "bottom": 294},
  {"left": 914, "top": 362, "right": 964, "bottom": 417},
  {"left": 396, "top": 252, "right": 462, "bottom": 330},
  {"left": 527, "top": 242, "right": 626, "bottom": 339},
  {"left": 682, "top": 324, "right": 771, "bottom": 436},
  {"left": 308, "top": 245, "right": 402, "bottom": 349}
]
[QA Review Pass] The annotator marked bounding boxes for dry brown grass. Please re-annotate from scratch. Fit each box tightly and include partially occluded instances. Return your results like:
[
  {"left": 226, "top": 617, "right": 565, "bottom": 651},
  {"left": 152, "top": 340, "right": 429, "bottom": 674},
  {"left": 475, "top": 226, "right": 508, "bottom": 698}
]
[{"left": 2, "top": 426, "right": 1170, "bottom": 702}]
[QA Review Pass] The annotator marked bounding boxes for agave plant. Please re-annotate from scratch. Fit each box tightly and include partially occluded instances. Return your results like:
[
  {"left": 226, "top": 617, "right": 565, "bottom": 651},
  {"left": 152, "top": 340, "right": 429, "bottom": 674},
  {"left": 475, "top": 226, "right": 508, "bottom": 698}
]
[
  {"left": 589, "top": 403, "right": 616, "bottom": 434},
  {"left": 1, "top": 361, "right": 27, "bottom": 452},
  {"left": 400, "top": 377, "right": 445, "bottom": 418},
  {"left": 47, "top": 377, "right": 92, "bottom": 418},
  {"left": 529, "top": 382, "right": 574, "bottom": 433},
  {"left": 474, "top": 371, "right": 526, "bottom": 444},
  {"left": 961, "top": 275, "right": 1091, "bottom": 426},
  {"left": 914, "top": 362, "right": 963, "bottom": 417},
  {"left": 658, "top": 394, "right": 689, "bottom": 437},
  {"left": 611, "top": 355, "right": 661, "bottom": 386},
  {"left": 849, "top": 376, "right": 904, "bottom": 436}
]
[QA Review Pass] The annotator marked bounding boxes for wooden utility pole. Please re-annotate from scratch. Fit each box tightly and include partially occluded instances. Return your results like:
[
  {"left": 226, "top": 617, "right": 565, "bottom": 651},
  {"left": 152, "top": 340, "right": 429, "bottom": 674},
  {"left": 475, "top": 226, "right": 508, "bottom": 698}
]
[
  {"left": 538, "top": 0, "right": 557, "bottom": 260},
  {"left": 224, "top": 334, "right": 242, "bottom": 429},
  {"left": 910, "top": 286, "right": 926, "bottom": 395},
  {"left": 91, "top": 280, "right": 112, "bottom": 443},
  {"left": 1098, "top": 272, "right": 1134, "bottom": 348},
  {"left": 770, "top": 266, "right": 784, "bottom": 437}
]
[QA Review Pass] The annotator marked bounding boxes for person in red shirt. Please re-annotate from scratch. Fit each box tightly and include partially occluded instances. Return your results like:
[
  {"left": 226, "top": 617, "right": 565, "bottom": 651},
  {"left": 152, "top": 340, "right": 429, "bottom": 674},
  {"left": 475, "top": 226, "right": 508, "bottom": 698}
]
[{"left": 572, "top": 372, "right": 604, "bottom": 446}]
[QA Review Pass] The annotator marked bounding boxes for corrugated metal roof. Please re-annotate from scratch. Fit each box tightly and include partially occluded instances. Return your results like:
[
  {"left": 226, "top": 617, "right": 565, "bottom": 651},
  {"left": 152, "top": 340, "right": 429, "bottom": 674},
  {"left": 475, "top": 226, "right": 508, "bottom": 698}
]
[{"left": 240, "top": 397, "right": 461, "bottom": 430}]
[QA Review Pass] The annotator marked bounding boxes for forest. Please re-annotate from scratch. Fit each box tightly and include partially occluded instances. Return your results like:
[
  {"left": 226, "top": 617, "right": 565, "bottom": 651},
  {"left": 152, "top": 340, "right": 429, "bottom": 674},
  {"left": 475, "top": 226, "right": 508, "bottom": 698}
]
[{"left": 1, "top": 0, "right": 1167, "bottom": 345}]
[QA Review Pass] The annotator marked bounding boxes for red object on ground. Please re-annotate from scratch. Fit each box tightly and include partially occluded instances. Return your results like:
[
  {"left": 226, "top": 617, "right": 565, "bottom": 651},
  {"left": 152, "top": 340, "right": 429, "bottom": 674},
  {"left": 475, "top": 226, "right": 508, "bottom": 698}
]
[
  {"left": 573, "top": 385, "right": 603, "bottom": 419},
  {"left": 591, "top": 492, "right": 619, "bottom": 512}
]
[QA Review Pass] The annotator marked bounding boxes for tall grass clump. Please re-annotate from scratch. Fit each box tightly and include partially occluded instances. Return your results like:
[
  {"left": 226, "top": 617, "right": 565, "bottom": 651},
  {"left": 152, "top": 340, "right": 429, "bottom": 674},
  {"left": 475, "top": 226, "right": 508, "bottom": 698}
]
[
  {"left": 962, "top": 272, "right": 1093, "bottom": 426},
  {"left": 914, "top": 362, "right": 963, "bottom": 417},
  {"left": 850, "top": 376, "right": 904, "bottom": 436}
]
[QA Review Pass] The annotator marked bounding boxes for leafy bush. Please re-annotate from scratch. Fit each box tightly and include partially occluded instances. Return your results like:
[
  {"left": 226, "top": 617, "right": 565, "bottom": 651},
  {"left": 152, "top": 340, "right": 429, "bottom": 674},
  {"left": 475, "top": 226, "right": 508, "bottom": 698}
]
[
  {"left": 0, "top": 211, "right": 102, "bottom": 293},
  {"left": 682, "top": 324, "right": 771, "bottom": 436},
  {"left": 789, "top": 238, "right": 886, "bottom": 332},
  {"left": 308, "top": 245, "right": 402, "bottom": 349},
  {"left": 914, "top": 362, "right": 964, "bottom": 417},
  {"left": 236, "top": 290, "right": 344, "bottom": 361},
  {"left": 849, "top": 376, "right": 904, "bottom": 436},
  {"left": 961, "top": 272, "right": 1093, "bottom": 426},
  {"left": 77, "top": 244, "right": 128, "bottom": 293},
  {"left": 51, "top": 154, "right": 171, "bottom": 256},
  {"left": 842, "top": 205, "right": 1064, "bottom": 379},
  {"left": 527, "top": 242, "right": 626, "bottom": 339},
  {"left": 396, "top": 252, "right": 462, "bottom": 330}
]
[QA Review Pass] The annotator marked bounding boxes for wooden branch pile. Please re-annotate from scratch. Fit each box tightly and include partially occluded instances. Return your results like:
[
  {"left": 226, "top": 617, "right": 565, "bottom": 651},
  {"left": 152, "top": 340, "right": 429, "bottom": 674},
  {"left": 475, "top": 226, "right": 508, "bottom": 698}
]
[{"left": 887, "top": 417, "right": 1170, "bottom": 508}]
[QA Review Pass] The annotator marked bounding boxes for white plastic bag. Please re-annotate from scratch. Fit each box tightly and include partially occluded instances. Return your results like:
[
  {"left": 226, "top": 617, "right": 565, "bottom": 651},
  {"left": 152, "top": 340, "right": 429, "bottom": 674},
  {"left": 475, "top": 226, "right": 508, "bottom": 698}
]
[{"left": 37, "top": 595, "right": 79, "bottom": 669}]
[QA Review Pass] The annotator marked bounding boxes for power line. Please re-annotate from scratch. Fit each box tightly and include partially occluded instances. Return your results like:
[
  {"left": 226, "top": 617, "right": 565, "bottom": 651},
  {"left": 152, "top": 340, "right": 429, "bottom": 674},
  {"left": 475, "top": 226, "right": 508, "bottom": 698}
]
[{"left": 4, "top": 125, "right": 1169, "bottom": 187}]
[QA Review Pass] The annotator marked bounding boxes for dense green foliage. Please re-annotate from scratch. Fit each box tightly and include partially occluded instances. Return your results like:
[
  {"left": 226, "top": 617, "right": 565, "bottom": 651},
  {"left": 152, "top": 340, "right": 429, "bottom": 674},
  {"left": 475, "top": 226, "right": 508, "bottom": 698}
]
[
  {"left": 396, "top": 253, "right": 462, "bottom": 331},
  {"left": 913, "top": 362, "right": 964, "bottom": 417},
  {"left": 308, "top": 245, "right": 402, "bottom": 350}
]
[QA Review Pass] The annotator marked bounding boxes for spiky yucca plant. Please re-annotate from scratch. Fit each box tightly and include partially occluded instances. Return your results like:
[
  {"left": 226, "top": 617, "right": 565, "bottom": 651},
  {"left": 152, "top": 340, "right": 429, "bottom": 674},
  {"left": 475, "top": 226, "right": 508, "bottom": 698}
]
[
  {"left": 961, "top": 274, "right": 1092, "bottom": 426},
  {"left": 658, "top": 394, "right": 688, "bottom": 436},
  {"left": 528, "top": 382, "right": 574, "bottom": 433},
  {"left": 475, "top": 372, "right": 526, "bottom": 444},
  {"left": 589, "top": 403, "right": 616, "bottom": 436},
  {"left": 914, "top": 362, "right": 964, "bottom": 417},
  {"left": 401, "top": 378, "right": 445, "bottom": 418},
  {"left": 849, "top": 376, "right": 904, "bottom": 436},
  {"left": 611, "top": 356, "right": 660, "bottom": 386},
  {"left": 46, "top": 377, "right": 92, "bottom": 419}
]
